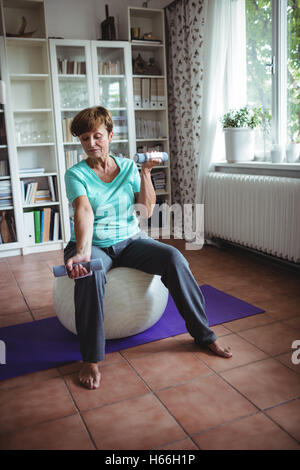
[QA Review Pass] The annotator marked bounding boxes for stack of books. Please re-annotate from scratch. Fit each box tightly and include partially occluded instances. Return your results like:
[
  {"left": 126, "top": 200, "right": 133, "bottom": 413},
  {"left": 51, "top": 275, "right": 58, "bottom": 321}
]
[
  {"left": 0, "top": 180, "right": 12, "bottom": 207},
  {"left": 151, "top": 171, "right": 167, "bottom": 192},
  {"left": 23, "top": 208, "right": 61, "bottom": 244}
]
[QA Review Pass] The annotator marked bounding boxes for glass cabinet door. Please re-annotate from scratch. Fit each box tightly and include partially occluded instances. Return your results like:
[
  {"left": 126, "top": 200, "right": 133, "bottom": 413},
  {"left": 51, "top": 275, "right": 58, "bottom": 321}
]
[
  {"left": 50, "top": 41, "right": 94, "bottom": 148},
  {"left": 92, "top": 44, "right": 132, "bottom": 158},
  {"left": 49, "top": 40, "right": 95, "bottom": 243}
]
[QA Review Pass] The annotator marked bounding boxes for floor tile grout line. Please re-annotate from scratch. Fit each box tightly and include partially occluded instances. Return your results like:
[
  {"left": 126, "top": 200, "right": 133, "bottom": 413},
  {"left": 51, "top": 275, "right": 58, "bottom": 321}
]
[
  {"left": 259, "top": 404, "right": 300, "bottom": 445},
  {"left": 8, "top": 267, "right": 35, "bottom": 322},
  {"left": 0, "top": 411, "right": 83, "bottom": 441},
  {"left": 118, "top": 333, "right": 300, "bottom": 441},
  {"left": 189, "top": 410, "right": 261, "bottom": 440},
  {"left": 120, "top": 351, "right": 285, "bottom": 449},
  {"left": 119, "top": 350, "right": 201, "bottom": 450},
  {"left": 190, "top": 408, "right": 300, "bottom": 448},
  {"left": 57, "top": 369, "right": 98, "bottom": 450}
]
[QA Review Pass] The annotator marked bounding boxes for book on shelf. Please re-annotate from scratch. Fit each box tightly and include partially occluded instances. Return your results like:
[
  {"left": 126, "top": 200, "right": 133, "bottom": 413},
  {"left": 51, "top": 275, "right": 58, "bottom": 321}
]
[
  {"left": 24, "top": 181, "right": 38, "bottom": 205},
  {"left": 0, "top": 115, "right": 7, "bottom": 146},
  {"left": 19, "top": 168, "right": 45, "bottom": 175},
  {"left": 0, "top": 160, "right": 9, "bottom": 176},
  {"left": 98, "top": 60, "right": 123, "bottom": 75},
  {"left": 24, "top": 208, "right": 60, "bottom": 244},
  {"left": 133, "top": 78, "right": 142, "bottom": 108},
  {"left": 157, "top": 79, "right": 165, "bottom": 108},
  {"left": 150, "top": 78, "right": 157, "bottom": 108},
  {"left": 57, "top": 59, "right": 86, "bottom": 75},
  {"left": 33, "top": 210, "right": 40, "bottom": 243},
  {"left": 65, "top": 150, "right": 85, "bottom": 169},
  {"left": 48, "top": 176, "right": 56, "bottom": 201},
  {"left": 42, "top": 207, "right": 51, "bottom": 242},
  {"left": 62, "top": 117, "right": 75, "bottom": 142},
  {"left": 21, "top": 176, "right": 57, "bottom": 204},
  {"left": 0, "top": 210, "right": 16, "bottom": 243},
  {"left": 141, "top": 78, "right": 150, "bottom": 108},
  {"left": 131, "top": 39, "right": 162, "bottom": 45}
]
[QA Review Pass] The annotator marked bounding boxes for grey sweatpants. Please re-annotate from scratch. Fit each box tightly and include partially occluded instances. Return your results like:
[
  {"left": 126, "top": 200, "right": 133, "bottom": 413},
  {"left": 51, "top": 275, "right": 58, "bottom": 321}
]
[{"left": 64, "top": 231, "right": 217, "bottom": 362}]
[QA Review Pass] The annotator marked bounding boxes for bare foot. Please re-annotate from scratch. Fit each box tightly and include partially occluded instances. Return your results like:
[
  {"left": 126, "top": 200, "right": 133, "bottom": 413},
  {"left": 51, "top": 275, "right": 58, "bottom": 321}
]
[
  {"left": 78, "top": 362, "right": 101, "bottom": 389},
  {"left": 208, "top": 340, "right": 232, "bottom": 358}
]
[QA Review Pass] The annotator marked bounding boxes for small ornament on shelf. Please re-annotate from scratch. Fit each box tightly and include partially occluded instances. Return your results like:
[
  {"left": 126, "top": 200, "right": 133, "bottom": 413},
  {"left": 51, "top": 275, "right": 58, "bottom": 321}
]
[
  {"left": 100, "top": 5, "right": 116, "bottom": 40},
  {"left": 6, "top": 16, "right": 38, "bottom": 38},
  {"left": 133, "top": 54, "right": 161, "bottom": 75}
]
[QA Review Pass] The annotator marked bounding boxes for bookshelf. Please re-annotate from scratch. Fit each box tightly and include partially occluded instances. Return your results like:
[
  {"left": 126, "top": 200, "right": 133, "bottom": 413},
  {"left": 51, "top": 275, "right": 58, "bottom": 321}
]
[
  {"left": 0, "top": 36, "right": 20, "bottom": 252},
  {"left": 128, "top": 6, "right": 171, "bottom": 235},
  {"left": 0, "top": 0, "right": 63, "bottom": 256}
]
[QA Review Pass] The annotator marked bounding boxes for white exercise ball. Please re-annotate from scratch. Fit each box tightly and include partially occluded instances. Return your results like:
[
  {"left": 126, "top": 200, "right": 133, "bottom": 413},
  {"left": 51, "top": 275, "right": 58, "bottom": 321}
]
[{"left": 53, "top": 267, "right": 169, "bottom": 339}]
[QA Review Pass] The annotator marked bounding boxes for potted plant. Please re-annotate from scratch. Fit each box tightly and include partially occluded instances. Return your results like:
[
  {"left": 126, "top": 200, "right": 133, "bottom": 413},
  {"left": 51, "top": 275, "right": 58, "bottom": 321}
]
[{"left": 220, "top": 106, "right": 270, "bottom": 163}]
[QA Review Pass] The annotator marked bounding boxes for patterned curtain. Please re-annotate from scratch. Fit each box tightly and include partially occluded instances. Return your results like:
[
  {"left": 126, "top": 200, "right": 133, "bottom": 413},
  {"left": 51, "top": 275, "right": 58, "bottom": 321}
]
[{"left": 165, "top": 0, "right": 207, "bottom": 206}]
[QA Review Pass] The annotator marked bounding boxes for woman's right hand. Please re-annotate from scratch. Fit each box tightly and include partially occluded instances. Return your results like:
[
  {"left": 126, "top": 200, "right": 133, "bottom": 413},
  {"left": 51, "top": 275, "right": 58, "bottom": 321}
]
[{"left": 65, "top": 252, "right": 91, "bottom": 279}]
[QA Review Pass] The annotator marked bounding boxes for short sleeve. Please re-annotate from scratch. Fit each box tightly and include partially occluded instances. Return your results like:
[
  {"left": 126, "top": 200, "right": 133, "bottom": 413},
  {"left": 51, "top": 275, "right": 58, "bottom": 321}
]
[
  {"left": 132, "top": 162, "right": 141, "bottom": 193},
  {"left": 64, "top": 170, "right": 87, "bottom": 204}
]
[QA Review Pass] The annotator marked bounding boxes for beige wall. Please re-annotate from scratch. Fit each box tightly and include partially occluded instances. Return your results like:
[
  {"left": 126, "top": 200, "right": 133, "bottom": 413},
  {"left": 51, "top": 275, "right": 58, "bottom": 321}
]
[{"left": 44, "top": 0, "right": 171, "bottom": 40}]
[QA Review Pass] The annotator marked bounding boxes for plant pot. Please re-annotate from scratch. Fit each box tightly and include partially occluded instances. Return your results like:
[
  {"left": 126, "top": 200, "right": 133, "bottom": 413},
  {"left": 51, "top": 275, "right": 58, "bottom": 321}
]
[
  {"left": 224, "top": 128, "right": 255, "bottom": 163},
  {"left": 286, "top": 143, "right": 300, "bottom": 163}
]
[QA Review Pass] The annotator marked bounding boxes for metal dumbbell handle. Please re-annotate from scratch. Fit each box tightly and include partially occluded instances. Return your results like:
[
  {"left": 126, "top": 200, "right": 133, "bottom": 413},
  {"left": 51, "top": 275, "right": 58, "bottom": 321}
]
[
  {"left": 134, "top": 152, "right": 168, "bottom": 163},
  {"left": 53, "top": 259, "right": 103, "bottom": 278}
]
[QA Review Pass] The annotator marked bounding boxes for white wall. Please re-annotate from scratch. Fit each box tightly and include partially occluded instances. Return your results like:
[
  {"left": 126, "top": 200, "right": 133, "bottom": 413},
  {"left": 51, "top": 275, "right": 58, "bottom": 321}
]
[{"left": 44, "top": 0, "right": 171, "bottom": 41}]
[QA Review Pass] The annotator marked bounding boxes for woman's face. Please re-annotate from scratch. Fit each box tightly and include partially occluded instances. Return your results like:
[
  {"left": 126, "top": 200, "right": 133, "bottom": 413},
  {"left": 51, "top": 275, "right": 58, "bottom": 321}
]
[{"left": 79, "top": 123, "right": 113, "bottom": 159}]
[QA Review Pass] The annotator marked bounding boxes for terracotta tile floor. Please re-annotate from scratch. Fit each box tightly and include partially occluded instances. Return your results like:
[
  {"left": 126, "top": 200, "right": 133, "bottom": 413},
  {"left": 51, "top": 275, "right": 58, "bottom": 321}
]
[{"left": 0, "top": 240, "right": 299, "bottom": 450}]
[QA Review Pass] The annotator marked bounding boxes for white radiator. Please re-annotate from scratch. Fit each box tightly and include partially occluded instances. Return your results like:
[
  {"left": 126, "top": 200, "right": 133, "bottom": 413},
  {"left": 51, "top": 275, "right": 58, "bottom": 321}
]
[{"left": 204, "top": 172, "right": 300, "bottom": 263}]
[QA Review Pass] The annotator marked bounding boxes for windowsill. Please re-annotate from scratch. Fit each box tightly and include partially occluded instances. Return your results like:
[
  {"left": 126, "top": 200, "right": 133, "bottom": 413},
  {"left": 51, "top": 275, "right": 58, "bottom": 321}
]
[{"left": 212, "top": 161, "right": 300, "bottom": 178}]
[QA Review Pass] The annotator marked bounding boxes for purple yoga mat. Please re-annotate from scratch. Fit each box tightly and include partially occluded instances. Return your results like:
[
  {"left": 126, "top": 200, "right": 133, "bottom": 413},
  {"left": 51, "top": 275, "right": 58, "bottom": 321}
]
[{"left": 0, "top": 284, "right": 264, "bottom": 381}]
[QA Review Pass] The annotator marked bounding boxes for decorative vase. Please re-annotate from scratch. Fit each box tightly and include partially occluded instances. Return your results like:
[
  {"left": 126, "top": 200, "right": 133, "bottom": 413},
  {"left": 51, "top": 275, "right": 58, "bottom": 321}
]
[
  {"left": 224, "top": 128, "right": 255, "bottom": 163},
  {"left": 286, "top": 143, "right": 300, "bottom": 163},
  {"left": 271, "top": 144, "right": 283, "bottom": 163}
]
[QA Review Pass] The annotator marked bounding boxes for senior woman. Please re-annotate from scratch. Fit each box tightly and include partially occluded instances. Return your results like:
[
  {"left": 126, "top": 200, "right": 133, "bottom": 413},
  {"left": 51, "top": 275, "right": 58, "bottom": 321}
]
[{"left": 64, "top": 106, "right": 232, "bottom": 390}]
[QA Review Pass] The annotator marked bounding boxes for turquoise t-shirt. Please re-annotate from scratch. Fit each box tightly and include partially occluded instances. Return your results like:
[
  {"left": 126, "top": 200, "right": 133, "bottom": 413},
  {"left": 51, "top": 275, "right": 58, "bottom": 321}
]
[{"left": 64, "top": 156, "right": 141, "bottom": 247}]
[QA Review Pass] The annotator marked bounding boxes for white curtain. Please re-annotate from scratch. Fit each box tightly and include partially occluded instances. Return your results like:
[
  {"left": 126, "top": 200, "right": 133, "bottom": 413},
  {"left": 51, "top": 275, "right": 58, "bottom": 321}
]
[{"left": 195, "top": 0, "right": 246, "bottom": 206}]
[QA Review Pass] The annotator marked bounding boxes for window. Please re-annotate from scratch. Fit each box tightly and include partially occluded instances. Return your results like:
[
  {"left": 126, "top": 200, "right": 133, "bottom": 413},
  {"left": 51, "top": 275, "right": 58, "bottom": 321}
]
[
  {"left": 287, "top": 0, "right": 300, "bottom": 144},
  {"left": 246, "top": 0, "right": 300, "bottom": 159}
]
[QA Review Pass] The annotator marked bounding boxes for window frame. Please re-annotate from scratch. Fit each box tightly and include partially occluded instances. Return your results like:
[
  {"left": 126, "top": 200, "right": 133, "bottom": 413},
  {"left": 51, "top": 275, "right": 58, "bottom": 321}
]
[{"left": 272, "top": 0, "right": 288, "bottom": 150}]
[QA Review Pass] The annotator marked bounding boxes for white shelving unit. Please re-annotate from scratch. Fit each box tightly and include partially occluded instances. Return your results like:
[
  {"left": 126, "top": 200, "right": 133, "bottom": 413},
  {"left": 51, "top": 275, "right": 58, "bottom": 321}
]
[
  {"left": 0, "top": 0, "right": 64, "bottom": 257},
  {"left": 49, "top": 39, "right": 135, "bottom": 243},
  {"left": 128, "top": 6, "right": 171, "bottom": 236}
]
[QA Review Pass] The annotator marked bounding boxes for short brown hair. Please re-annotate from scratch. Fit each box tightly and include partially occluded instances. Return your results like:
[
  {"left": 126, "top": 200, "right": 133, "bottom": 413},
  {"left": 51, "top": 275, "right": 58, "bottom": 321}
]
[{"left": 70, "top": 106, "right": 113, "bottom": 137}]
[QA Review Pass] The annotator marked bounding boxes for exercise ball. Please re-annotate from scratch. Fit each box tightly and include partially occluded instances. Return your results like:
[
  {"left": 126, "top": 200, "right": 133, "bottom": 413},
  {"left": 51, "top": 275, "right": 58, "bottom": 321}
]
[{"left": 53, "top": 267, "right": 169, "bottom": 339}]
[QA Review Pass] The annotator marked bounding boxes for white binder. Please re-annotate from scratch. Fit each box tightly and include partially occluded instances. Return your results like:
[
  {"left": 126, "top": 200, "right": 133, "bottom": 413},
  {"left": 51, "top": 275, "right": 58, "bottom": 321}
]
[{"left": 142, "top": 78, "right": 150, "bottom": 108}]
